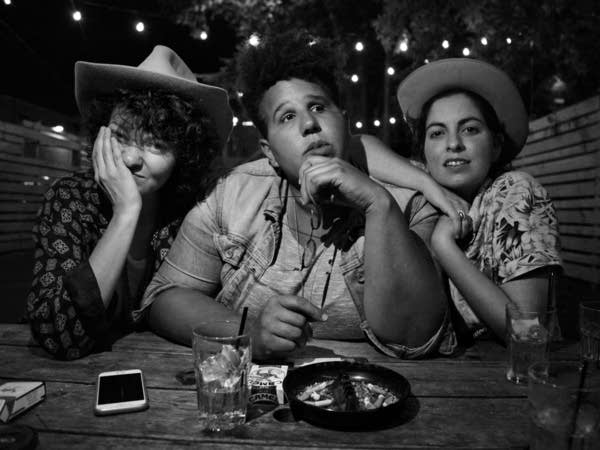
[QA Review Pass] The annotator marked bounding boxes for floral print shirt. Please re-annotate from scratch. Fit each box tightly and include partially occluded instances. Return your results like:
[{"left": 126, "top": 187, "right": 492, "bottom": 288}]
[
  {"left": 26, "top": 171, "right": 180, "bottom": 360},
  {"left": 449, "top": 171, "right": 562, "bottom": 337}
]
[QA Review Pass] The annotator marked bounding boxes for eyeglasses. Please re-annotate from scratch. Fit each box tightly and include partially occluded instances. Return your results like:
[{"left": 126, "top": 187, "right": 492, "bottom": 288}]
[{"left": 300, "top": 207, "right": 321, "bottom": 270}]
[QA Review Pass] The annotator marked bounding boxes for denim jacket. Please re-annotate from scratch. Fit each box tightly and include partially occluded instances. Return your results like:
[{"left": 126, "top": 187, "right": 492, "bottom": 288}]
[{"left": 136, "top": 158, "right": 453, "bottom": 358}]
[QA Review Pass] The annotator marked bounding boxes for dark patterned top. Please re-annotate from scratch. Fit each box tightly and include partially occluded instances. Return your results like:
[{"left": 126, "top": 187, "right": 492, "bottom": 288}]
[{"left": 26, "top": 171, "right": 180, "bottom": 360}]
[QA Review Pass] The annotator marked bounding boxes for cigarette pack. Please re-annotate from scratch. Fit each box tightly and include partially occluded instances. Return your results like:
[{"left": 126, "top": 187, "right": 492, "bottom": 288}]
[
  {"left": 248, "top": 364, "right": 288, "bottom": 406},
  {"left": 0, "top": 381, "right": 46, "bottom": 423}
]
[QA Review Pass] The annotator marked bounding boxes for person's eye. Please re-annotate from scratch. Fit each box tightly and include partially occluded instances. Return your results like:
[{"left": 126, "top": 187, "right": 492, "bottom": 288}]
[
  {"left": 428, "top": 129, "right": 444, "bottom": 139},
  {"left": 112, "top": 130, "right": 128, "bottom": 142},
  {"left": 462, "top": 125, "right": 480, "bottom": 135},
  {"left": 280, "top": 112, "right": 295, "bottom": 123},
  {"left": 311, "top": 104, "right": 325, "bottom": 113}
]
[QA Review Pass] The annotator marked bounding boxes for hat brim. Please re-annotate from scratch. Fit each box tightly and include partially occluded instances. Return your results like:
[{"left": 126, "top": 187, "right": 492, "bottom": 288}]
[
  {"left": 396, "top": 58, "right": 528, "bottom": 161},
  {"left": 75, "top": 61, "right": 233, "bottom": 149}
]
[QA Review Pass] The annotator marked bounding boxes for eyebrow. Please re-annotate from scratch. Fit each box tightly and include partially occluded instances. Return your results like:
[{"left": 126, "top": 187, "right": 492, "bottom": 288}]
[
  {"left": 271, "top": 94, "right": 330, "bottom": 121},
  {"left": 425, "top": 116, "right": 484, "bottom": 130}
]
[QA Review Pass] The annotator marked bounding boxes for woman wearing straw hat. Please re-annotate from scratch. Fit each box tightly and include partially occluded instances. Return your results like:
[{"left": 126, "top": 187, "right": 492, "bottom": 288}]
[
  {"left": 26, "top": 46, "right": 233, "bottom": 360},
  {"left": 361, "top": 58, "right": 562, "bottom": 343}
]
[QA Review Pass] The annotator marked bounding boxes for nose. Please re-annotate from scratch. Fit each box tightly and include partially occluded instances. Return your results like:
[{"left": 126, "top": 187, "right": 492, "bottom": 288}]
[
  {"left": 446, "top": 131, "right": 465, "bottom": 152},
  {"left": 301, "top": 111, "right": 321, "bottom": 136},
  {"left": 121, "top": 145, "right": 143, "bottom": 172}
]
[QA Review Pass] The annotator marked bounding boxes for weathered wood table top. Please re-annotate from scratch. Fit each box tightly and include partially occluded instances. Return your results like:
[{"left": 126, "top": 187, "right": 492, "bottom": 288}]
[{"left": 0, "top": 324, "right": 578, "bottom": 449}]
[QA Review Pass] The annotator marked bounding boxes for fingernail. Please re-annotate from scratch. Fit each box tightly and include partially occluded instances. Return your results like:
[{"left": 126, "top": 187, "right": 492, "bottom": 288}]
[{"left": 321, "top": 313, "right": 328, "bottom": 321}]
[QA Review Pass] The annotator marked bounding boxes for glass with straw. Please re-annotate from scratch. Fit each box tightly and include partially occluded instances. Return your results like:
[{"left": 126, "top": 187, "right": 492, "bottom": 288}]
[
  {"left": 193, "top": 308, "right": 251, "bottom": 431},
  {"left": 528, "top": 360, "right": 600, "bottom": 449}
]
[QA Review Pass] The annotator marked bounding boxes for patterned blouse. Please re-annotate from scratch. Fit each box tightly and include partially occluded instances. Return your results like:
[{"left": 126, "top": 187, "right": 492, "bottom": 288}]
[
  {"left": 26, "top": 171, "right": 180, "bottom": 360},
  {"left": 448, "top": 170, "right": 562, "bottom": 338}
]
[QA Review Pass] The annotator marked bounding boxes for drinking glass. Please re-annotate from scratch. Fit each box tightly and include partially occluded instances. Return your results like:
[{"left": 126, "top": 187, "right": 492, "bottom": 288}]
[
  {"left": 506, "top": 304, "right": 553, "bottom": 384},
  {"left": 193, "top": 321, "right": 251, "bottom": 431},
  {"left": 580, "top": 301, "right": 600, "bottom": 363},
  {"left": 528, "top": 361, "right": 600, "bottom": 449}
]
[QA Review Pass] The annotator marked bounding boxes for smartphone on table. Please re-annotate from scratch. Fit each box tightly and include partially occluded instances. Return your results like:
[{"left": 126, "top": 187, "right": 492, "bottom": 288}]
[{"left": 94, "top": 369, "right": 149, "bottom": 416}]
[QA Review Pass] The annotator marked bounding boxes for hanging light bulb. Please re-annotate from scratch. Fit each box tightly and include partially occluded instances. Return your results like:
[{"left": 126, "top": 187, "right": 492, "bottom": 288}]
[
  {"left": 373, "top": 120, "right": 381, "bottom": 127},
  {"left": 462, "top": 48, "right": 470, "bottom": 56},
  {"left": 387, "top": 67, "right": 395, "bottom": 76},
  {"left": 135, "top": 22, "right": 145, "bottom": 32},
  {"left": 351, "top": 74, "right": 359, "bottom": 83},
  {"left": 4, "top": 0, "right": 12, "bottom": 5},
  {"left": 199, "top": 31, "right": 208, "bottom": 40},
  {"left": 506, "top": 37, "right": 512, "bottom": 45},
  {"left": 442, "top": 40, "right": 450, "bottom": 49},
  {"left": 248, "top": 34, "right": 260, "bottom": 46},
  {"left": 389, "top": 117, "right": 396, "bottom": 124},
  {"left": 355, "top": 42, "right": 364, "bottom": 52},
  {"left": 72, "top": 11, "right": 82, "bottom": 21},
  {"left": 355, "top": 121, "right": 363, "bottom": 129},
  {"left": 480, "top": 37, "right": 488, "bottom": 46}
]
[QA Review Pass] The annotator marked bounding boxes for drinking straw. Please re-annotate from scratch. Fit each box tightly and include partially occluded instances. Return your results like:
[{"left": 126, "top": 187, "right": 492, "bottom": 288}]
[
  {"left": 568, "top": 359, "right": 588, "bottom": 450},
  {"left": 235, "top": 306, "right": 249, "bottom": 350},
  {"left": 320, "top": 247, "right": 338, "bottom": 310}
]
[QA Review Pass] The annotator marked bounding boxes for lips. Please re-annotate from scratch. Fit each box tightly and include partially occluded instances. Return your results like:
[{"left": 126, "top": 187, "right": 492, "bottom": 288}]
[
  {"left": 305, "top": 140, "right": 332, "bottom": 156},
  {"left": 444, "top": 158, "right": 469, "bottom": 168}
]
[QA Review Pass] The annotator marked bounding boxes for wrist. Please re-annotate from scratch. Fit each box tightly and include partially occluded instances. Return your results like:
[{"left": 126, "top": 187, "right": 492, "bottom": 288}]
[
  {"left": 364, "top": 185, "right": 394, "bottom": 216},
  {"left": 112, "top": 206, "right": 141, "bottom": 227}
]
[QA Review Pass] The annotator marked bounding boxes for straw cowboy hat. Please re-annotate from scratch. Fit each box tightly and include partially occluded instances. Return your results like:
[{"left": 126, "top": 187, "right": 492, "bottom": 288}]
[
  {"left": 75, "top": 45, "right": 233, "bottom": 149},
  {"left": 396, "top": 58, "right": 528, "bottom": 161}
]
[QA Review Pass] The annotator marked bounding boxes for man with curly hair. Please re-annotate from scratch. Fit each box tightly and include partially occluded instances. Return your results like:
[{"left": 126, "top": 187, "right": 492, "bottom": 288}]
[
  {"left": 27, "top": 46, "right": 232, "bottom": 360},
  {"left": 140, "top": 31, "right": 450, "bottom": 360}
]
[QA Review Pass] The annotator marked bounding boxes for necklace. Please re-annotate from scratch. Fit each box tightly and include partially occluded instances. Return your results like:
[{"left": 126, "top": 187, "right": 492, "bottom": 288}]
[{"left": 289, "top": 197, "right": 337, "bottom": 309}]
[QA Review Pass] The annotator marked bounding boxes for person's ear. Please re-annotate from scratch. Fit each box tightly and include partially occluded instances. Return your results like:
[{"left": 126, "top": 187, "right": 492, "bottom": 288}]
[{"left": 260, "top": 138, "right": 279, "bottom": 169}]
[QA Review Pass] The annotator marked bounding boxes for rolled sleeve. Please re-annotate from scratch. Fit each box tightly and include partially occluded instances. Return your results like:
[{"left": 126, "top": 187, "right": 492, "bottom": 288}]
[
  {"left": 133, "top": 195, "right": 224, "bottom": 322},
  {"left": 360, "top": 308, "right": 452, "bottom": 359}
]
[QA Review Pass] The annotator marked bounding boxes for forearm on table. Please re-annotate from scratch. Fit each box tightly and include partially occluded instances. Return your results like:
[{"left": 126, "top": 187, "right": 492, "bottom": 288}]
[
  {"left": 363, "top": 192, "right": 446, "bottom": 346},
  {"left": 147, "top": 287, "right": 241, "bottom": 346},
  {"left": 89, "top": 210, "right": 139, "bottom": 306}
]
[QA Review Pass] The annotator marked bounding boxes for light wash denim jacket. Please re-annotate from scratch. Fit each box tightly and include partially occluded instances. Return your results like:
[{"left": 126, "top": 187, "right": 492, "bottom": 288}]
[{"left": 136, "top": 159, "right": 454, "bottom": 358}]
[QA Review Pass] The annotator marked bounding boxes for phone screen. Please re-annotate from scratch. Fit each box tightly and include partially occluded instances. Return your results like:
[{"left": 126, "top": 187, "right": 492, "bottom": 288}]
[{"left": 98, "top": 373, "right": 144, "bottom": 405}]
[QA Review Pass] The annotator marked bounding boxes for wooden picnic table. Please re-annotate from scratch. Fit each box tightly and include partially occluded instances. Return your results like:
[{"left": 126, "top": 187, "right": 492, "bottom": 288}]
[{"left": 0, "top": 324, "right": 579, "bottom": 449}]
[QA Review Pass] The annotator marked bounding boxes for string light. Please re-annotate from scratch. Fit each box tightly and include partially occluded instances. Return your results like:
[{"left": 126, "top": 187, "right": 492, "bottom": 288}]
[
  {"left": 462, "top": 48, "right": 470, "bottom": 56},
  {"left": 481, "top": 37, "right": 488, "bottom": 46},
  {"left": 242, "top": 121, "right": 254, "bottom": 126},
  {"left": 72, "top": 11, "right": 82, "bottom": 21},
  {"left": 355, "top": 121, "right": 363, "bottom": 129},
  {"left": 248, "top": 34, "right": 260, "bottom": 46},
  {"left": 424, "top": 59, "right": 430, "bottom": 64},
  {"left": 51, "top": 125, "right": 64, "bottom": 133},
  {"left": 355, "top": 41, "right": 364, "bottom": 52},
  {"left": 387, "top": 67, "right": 395, "bottom": 76},
  {"left": 373, "top": 120, "right": 381, "bottom": 127},
  {"left": 232, "top": 117, "right": 239, "bottom": 126},
  {"left": 135, "top": 21, "right": 145, "bottom": 32},
  {"left": 199, "top": 31, "right": 208, "bottom": 40},
  {"left": 389, "top": 117, "right": 396, "bottom": 124},
  {"left": 3, "top": 0, "right": 11, "bottom": 5},
  {"left": 399, "top": 41, "right": 408, "bottom": 52},
  {"left": 351, "top": 74, "right": 359, "bottom": 83},
  {"left": 506, "top": 37, "right": 512, "bottom": 44},
  {"left": 442, "top": 40, "right": 450, "bottom": 49}
]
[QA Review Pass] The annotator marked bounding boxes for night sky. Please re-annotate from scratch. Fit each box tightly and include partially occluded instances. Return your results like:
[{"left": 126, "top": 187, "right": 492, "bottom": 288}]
[{"left": 1, "top": 0, "right": 237, "bottom": 118}]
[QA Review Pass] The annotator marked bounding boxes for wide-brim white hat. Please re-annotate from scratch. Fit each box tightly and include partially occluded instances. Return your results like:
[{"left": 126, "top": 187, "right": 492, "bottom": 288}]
[
  {"left": 396, "top": 58, "right": 528, "bottom": 161},
  {"left": 75, "top": 45, "right": 233, "bottom": 149}
]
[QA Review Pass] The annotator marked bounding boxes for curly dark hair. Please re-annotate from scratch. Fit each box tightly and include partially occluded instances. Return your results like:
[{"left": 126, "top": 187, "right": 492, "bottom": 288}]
[
  {"left": 83, "top": 89, "right": 222, "bottom": 225},
  {"left": 410, "top": 89, "right": 516, "bottom": 179},
  {"left": 236, "top": 29, "right": 344, "bottom": 137}
]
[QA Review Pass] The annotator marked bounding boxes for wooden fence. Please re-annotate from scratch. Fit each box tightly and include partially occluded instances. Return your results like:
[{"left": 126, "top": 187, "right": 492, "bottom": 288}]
[
  {"left": 513, "top": 95, "right": 600, "bottom": 285},
  {"left": 0, "top": 121, "right": 87, "bottom": 255}
]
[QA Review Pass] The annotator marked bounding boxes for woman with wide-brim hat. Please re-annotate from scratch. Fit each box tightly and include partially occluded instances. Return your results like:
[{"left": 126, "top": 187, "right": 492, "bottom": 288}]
[
  {"left": 363, "top": 58, "right": 562, "bottom": 343},
  {"left": 397, "top": 58, "right": 564, "bottom": 343},
  {"left": 27, "top": 46, "right": 233, "bottom": 360}
]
